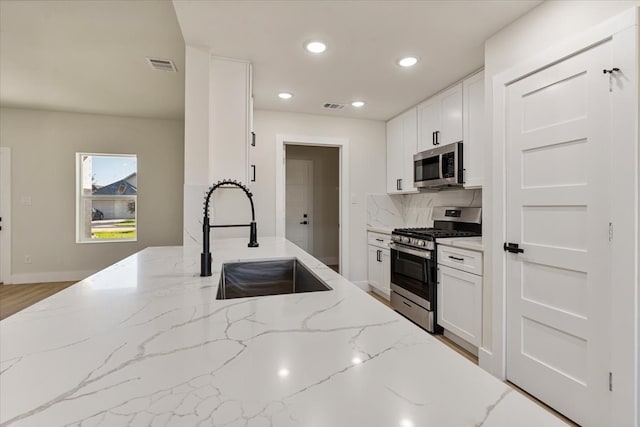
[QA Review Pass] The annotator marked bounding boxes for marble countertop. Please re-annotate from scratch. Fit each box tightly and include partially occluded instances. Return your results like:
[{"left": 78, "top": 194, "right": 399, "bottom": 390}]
[
  {"left": 367, "top": 226, "right": 394, "bottom": 235},
  {"left": 0, "top": 237, "right": 564, "bottom": 426},
  {"left": 437, "top": 236, "right": 484, "bottom": 252}
]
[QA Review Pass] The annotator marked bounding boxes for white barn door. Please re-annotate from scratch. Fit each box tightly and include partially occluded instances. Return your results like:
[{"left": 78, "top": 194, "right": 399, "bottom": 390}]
[{"left": 505, "top": 39, "right": 613, "bottom": 426}]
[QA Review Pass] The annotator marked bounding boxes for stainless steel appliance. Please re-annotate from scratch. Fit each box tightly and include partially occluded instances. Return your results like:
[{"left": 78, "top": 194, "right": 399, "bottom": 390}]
[
  {"left": 390, "top": 206, "right": 481, "bottom": 333},
  {"left": 413, "top": 142, "right": 464, "bottom": 189}
]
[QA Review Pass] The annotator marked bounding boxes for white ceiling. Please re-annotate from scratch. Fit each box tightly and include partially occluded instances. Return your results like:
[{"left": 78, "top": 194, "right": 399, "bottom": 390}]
[
  {"left": 0, "top": 0, "right": 185, "bottom": 120},
  {"left": 0, "top": 1, "right": 543, "bottom": 122},
  {"left": 173, "top": 0, "right": 543, "bottom": 121}
]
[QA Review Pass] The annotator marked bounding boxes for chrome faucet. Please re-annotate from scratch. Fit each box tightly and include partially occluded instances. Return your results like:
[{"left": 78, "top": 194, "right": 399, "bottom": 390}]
[{"left": 201, "top": 179, "right": 258, "bottom": 277}]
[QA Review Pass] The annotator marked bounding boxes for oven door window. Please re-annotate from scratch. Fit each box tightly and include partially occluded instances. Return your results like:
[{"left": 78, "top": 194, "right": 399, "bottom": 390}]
[
  {"left": 414, "top": 155, "right": 440, "bottom": 183},
  {"left": 391, "top": 249, "right": 432, "bottom": 302}
]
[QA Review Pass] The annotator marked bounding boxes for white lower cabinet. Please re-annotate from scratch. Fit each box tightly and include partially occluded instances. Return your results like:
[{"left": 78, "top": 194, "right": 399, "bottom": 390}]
[
  {"left": 437, "top": 245, "right": 483, "bottom": 347},
  {"left": 367, "top": 232, "right": 391, "bottom": 299}
]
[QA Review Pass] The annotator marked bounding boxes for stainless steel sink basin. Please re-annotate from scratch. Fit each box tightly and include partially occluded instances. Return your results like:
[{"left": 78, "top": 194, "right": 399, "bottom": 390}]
[{"left": 216, "top": 258, "right": 333, "bottom": 300}]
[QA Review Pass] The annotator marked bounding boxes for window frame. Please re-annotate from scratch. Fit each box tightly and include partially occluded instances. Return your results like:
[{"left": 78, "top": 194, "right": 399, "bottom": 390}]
[{"left": 75, "top": 152, "right": 138, "bottom": 244}]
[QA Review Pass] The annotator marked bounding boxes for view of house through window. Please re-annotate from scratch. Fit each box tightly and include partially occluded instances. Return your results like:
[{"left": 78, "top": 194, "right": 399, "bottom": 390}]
[{"left": 77, "top": 153, "right": 137, "bottom": 242}]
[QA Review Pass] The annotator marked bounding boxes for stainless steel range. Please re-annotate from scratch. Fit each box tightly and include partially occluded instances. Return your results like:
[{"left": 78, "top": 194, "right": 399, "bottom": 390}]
[{"left": 390, "top": 206, "right": 481, "bottom": 333}]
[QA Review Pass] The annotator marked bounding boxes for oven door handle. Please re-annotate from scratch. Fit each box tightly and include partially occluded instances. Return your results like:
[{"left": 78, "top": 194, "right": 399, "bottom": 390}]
[{"left": 389, "top": 242, "right": 432, "bottom": 259}]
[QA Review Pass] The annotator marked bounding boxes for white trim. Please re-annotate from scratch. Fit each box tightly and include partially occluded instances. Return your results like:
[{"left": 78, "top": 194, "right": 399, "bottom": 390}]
[
  {"left": 275, "top": 134, "right": 350, "bottom": 279},
  {"left": 489, "top": 7, "right": 639, "bottom": 426},
  {"left": 0, "top": 147, "right": 11, "bottom": 284},
  {"left": 9, "top": 269, "right": 95, "bottom": 285}
]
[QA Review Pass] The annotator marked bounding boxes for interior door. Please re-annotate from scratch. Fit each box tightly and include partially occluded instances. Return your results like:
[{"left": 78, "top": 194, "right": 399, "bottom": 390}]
[
  {"left": 0, "top": 148, "right": 7, "bottom": 284},
  {"left": 285, "top": 159, "right": 313, "bottom": 253},
  {"left": 505, "top": 40, "right": 612, "bottom": 426}
]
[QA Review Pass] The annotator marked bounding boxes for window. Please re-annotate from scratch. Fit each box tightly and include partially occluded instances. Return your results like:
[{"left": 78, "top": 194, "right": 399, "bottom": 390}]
[{"left": 76, "top": 153, "right": 137, "bottom": 243}]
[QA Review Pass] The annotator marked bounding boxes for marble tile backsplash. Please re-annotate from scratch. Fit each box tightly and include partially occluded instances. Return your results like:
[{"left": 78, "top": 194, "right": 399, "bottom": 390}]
[{"left": 367, "top": 189, "right": 482, "bottom": 229}]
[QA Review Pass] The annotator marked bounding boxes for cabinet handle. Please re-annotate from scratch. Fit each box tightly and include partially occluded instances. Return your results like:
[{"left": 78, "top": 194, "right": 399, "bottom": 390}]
[
  {"left": 377, "top": 249, "right": 382, "bottom": 262},
  {"left": 375, "top": 238, "right": 384, "bottom": 242},
  {"left": 251, "top": 165, "right": 256, "bottom": 182},
  {"left": 435, "top": 130, "right": 440, "bottom": 145},
  {"left": 432, "top": 131, "right": 436, "bottom": 145},
  {"left": 398, "top": 179, "right": 403, "bottom": 190},
  {"left": 396, "top": 179, "right": 401, "bottom": 191},
  {"left": 448, "top": 255, "right": 464, "bottom": 261},
  {"left": 251, "top": 132, "right": 256, "bottom": 147}
]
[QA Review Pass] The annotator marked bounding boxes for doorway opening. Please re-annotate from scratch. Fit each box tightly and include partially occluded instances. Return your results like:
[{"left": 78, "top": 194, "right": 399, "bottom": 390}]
[
  {"left": 275, "top": 134, "right": 349, "bottom": 278},
  {"left": 285, "top": 145, "right": 339, "bottom": 271}
]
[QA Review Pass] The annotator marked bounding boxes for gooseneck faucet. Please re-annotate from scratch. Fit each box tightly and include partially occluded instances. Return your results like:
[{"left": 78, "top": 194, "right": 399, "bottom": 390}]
[{"left": 201, "top": 179, "right": 258, "bottom": 277}]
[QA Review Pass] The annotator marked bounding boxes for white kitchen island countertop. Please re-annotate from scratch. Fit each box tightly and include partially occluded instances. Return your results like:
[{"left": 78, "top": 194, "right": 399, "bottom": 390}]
[{"left": 0, "top": 237, "right": 565, "bottom": 426}]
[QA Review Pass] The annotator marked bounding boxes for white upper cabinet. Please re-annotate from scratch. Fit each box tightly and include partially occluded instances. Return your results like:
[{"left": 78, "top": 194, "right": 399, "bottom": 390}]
[
  {"left": 417, "top": 83, "right": 463, "bottom": 151},
  {"left": 210, "top": 57, "right": 252, "bottom": 185},
  {"left": 386, "top": 108, "right": 418, "bottom": 194},
  {"left": 462, "top": 70, "right": 485, "bottom": 188}
]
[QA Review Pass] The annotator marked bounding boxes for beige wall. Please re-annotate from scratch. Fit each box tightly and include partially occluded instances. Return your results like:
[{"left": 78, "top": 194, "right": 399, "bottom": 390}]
[
  {"left": 286, "top": 145, "right": 339, "bottom": 264},
  {"left": 252, "top": 110, "right": 386, "bottom": 283},
  {"left": 482, "top": 0, "right": 640, "bottom": 355},
  {"left": 0, "top": 107, "right": 184, "bottom": 283}
]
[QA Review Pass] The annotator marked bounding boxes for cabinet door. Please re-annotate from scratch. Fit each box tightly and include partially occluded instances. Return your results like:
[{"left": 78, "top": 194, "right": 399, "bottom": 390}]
[
  {"left": 437, "top": 265, "right": 482, "bottom": 347},
  {"left": 462, "top": 71, "right": 485, "bottom": 188},
  {"left": 367, "top": 245, "right": 382, "bottom": 291},
  {"left": 439, "top": 83, "right": 463, "bottom": 147},
  {"left": 210, "top": 58, "right": 251, "bottom": 184},
  {"left": 386, "top": 116, "right": 403, "bottom": 194},
  {"left": 417, "top": 97, "right": 440, "bottom": 152},
  {"left": 401, "top": 108, "right": 418, "bottom": 193},
  {"left": 380, "top": 249, "right": 391, "bottom": 299}
]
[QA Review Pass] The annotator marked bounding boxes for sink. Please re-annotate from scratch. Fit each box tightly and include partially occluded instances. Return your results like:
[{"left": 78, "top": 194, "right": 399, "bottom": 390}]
[{"left": 216, "top": 258, "right": 333, "bottom": 300}]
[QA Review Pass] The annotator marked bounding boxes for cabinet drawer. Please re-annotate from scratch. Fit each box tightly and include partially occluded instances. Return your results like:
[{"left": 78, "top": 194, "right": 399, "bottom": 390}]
[
  {"left": 437, "top": 245, "right": 482, "bottom": 275},
  {"left": 368, "top": 232, "right": 391, "bottom": 248}
]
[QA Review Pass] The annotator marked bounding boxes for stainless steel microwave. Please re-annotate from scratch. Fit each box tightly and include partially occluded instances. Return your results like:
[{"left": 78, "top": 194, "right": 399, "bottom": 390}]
[{"left": 413, "top": 142, "right": 463, "bottom": 188}]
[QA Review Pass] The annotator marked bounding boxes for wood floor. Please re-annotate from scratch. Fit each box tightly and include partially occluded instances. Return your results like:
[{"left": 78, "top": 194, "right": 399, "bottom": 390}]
[{"left": 0, "top": 281, "right": 76, "bottom": 321}]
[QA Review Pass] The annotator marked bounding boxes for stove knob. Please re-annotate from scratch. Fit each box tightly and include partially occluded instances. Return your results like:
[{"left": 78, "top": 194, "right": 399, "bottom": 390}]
[
  {"left": 402, "top": 237, "right": 410, "bottom": 243},
  {"left": 417, "top": 240, "right": 425, "bottom": 247}
]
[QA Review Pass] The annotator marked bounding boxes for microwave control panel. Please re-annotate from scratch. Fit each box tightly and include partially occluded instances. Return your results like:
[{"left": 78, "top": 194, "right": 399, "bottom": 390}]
[{"left": 442, "top": 152, "right": 455, "bottom": 178}]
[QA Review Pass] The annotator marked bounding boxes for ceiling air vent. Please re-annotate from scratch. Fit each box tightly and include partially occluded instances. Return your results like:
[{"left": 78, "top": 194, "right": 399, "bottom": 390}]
[
  {"left": 146, "top": 57, "right": 177, "bottom": 72},
  {"left": 323, "top": 103, "right": 346, "bottom": 110}
]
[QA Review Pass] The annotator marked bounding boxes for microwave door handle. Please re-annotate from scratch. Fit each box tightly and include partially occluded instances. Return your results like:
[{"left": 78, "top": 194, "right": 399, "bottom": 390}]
[{"left": 440, "top": 154, "right": 444, "bottom": 179}]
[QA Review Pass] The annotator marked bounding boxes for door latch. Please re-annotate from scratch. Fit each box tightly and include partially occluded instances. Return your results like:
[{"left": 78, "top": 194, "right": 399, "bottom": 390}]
[{"left": 503, "top": 242, "right": 524, "bottom": 254}]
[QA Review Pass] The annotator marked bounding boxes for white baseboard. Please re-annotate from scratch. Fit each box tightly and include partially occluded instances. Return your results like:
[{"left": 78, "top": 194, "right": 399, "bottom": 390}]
[
  {"left": 318, "top": 256, "right": 339, "bottom": 266},
  {"left": 351, "top": 280, "right": 370, "bottom": 292},
  {"left": 8, "top": 269, "right": 96, "bottom": 285}
]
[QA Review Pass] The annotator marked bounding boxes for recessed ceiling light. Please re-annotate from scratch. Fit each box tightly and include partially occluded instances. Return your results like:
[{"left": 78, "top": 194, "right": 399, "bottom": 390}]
[
  {"left": 398, "top": 56, "right": 418, "bottom": 67},
  {"left": 351, "top": 101, "right": 365, "bottom": 108},
  {"left": 305, "top": 41, "right": 327, "bottom": 53},
  {"left": 278, "top": 92, "right": 293, "bottom": 100}
]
